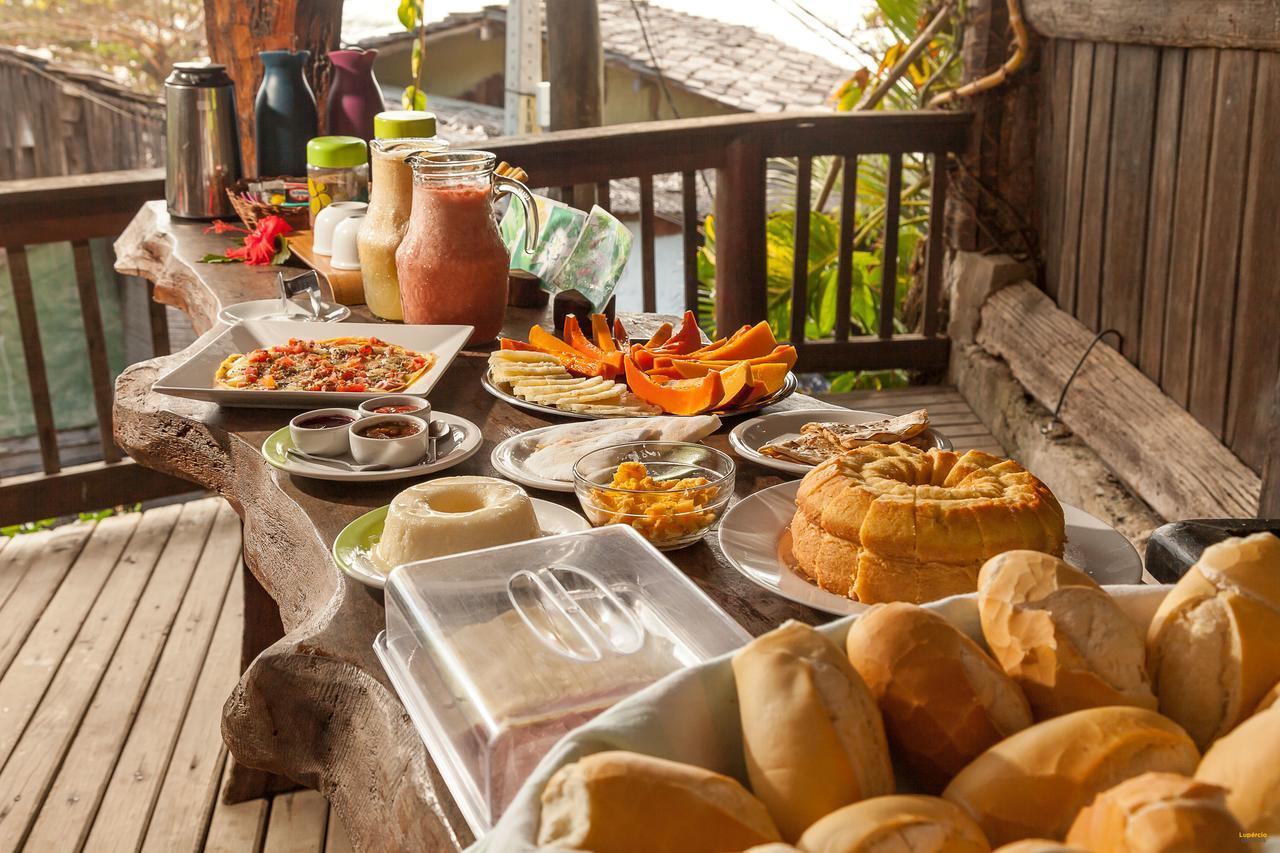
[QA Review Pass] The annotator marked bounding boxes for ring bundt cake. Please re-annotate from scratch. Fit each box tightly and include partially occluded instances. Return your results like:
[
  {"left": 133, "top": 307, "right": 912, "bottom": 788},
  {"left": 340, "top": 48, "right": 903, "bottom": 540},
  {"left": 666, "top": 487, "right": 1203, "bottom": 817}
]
[{"left": 789, "top": 443, "right": 1064, "bottom": 604}]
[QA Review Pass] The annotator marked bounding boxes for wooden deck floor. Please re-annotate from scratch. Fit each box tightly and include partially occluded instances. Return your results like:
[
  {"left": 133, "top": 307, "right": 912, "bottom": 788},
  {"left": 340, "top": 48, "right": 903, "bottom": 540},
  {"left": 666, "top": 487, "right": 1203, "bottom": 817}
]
[
  {"left": 0, "top": 497, "right": 350, "bottom": 853},
  {"left": 817, "top": 384, "right": 1006, "bottom": 457}
]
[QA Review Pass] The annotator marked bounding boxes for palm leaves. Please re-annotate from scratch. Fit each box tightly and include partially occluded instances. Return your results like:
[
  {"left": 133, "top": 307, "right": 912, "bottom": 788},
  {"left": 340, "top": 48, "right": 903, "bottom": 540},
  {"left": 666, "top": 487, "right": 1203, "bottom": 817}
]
[{"left": 695, "top": 0, "right": 957, "bottom": 391}]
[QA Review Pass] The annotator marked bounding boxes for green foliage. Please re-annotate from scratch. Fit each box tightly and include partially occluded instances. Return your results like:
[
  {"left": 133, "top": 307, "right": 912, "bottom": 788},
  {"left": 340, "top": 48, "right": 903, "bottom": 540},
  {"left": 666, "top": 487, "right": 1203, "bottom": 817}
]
[
  {"left": 1, "top": 518, "right": 55, "bottom": 537},
  {"left": 696, "top": 0, "right": 958, "bottom": 392},
  {"left": 401, "top": 85, "right": 428, "bottom": 111},
  {"left": 0, "top": 0, "right": 206, "bottom": 93},
  {"left": 400, "top": 0, "right": 428, "bottom": 110},
  {"left": 1, "top": 503, "right": 141, "bottom": 538}
]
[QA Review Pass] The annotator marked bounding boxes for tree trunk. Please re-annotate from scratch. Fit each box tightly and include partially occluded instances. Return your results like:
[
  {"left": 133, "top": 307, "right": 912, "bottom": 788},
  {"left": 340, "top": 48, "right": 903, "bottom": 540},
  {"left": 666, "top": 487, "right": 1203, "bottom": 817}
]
[
  {"left": 546, "top": 0, "right": 604, "bottom": 208},
  {"left": 202, "top": 0, "right": 345, "bottom": 174}
]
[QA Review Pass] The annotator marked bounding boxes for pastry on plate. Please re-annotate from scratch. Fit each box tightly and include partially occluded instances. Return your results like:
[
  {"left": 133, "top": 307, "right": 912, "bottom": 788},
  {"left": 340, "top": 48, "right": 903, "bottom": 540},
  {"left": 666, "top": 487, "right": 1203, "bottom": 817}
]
[
  {"left": 788, "top": 443, "right": 1064, "bottom": 604},
  {"left": 760, "top": 410, "right": 930, "bottom": 465}
]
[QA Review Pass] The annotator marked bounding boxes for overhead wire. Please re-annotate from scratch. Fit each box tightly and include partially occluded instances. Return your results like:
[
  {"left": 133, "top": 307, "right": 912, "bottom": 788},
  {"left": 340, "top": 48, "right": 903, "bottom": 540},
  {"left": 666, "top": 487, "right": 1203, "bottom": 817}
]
[{"left": 626, "top": 0, "right": 713, "bottom": 198}]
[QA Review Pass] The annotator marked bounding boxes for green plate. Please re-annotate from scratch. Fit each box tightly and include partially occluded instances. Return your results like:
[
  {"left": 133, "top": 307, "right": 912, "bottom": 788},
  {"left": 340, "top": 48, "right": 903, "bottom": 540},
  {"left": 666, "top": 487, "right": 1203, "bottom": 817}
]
[{"left": 332, "top": 498, "right": 590, "bottom": 589}]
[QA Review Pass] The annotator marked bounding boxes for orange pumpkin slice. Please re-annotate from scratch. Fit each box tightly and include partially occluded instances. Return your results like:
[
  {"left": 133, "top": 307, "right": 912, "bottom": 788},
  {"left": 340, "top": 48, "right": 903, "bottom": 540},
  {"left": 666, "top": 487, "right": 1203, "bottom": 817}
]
[
  {"left": 528, "top": 325, "right": 612, "bottom": 377},
  {"left": 696, "top": 321, "right": 777, "bottom": 361},
  {"left": 624, "top": 356, "right": 723, "bottom": 415},
  {"left": 715, "top": 362, "right": 754, "bottom": 409}
]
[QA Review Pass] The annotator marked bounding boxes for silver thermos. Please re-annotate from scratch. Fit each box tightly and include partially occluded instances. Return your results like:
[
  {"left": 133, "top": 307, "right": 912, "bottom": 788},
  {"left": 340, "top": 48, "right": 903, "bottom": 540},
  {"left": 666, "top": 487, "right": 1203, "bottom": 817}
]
[{"left": 165, "top": 62, "right": 242, "bottom": 219}]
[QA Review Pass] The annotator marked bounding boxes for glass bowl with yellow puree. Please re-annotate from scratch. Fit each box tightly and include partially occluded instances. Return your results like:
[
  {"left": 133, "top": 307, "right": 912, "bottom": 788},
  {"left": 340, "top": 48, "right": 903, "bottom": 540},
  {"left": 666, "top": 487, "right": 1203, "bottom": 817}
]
[{"left": 572, "top": 441, "right": 736, "bottom": 550}]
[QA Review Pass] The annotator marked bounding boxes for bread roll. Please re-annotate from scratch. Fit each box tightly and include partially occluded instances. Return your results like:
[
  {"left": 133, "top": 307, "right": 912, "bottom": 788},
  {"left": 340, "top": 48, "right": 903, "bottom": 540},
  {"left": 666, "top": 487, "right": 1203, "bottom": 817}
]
[
  {"left": 845, "top": 603, "right": 1033, "bottom": 791},
  {"left": 1195, "top": 704, "right": 1280, "bottom": 832},
  {"left": 977, "top": 551, "right": 1156, "bottom": 719},
  {"left": 991, "top": 842, "right": 1085, "bottom": 853},
  {"left": 941, "top": 706, "right": 1200, "bottom": 846},
  {"left": 733, "top": 621, "right": 894, "bottom": 840},
  {"left": 1065, "top": 772, "right": 1246, "bottom": 852},
  {"left": 536, "top": 750, "right": 781, "bottom": 852},
  {"left": 1255, "top": 679, "right": 1280, "bottom": 715},
  {"left": 796, "top": 795, "right": 990, "bottom": 853},
  {"left": 1146, "top": 532, "right": 1280, "bottom": 748}
]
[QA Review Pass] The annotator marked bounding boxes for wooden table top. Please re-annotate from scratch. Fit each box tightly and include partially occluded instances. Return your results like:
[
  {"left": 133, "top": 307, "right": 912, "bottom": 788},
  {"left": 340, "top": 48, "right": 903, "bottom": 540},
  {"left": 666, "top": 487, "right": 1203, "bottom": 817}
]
[{"left": 113, "top": 201, "right": 838, "bottom": 852}]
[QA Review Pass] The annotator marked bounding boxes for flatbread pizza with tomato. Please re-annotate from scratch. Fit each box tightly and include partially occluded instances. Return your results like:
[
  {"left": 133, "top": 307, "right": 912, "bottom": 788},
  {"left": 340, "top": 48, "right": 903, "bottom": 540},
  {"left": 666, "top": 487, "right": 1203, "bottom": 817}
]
[{"left": 214, "top": 336, "right": 436, "bottom": 393}]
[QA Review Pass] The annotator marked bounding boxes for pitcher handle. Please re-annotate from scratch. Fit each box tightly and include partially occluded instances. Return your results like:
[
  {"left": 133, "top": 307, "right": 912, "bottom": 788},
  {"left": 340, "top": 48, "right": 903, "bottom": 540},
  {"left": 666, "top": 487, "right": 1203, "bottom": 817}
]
[{"left": 496, "top": 175, "right": 539, "bottom": 255}]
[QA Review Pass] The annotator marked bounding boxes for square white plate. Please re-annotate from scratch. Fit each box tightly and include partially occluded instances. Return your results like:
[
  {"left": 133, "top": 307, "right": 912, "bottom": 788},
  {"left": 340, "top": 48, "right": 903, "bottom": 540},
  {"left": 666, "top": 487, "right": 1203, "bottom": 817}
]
[{"left": 153, "top": 320, "right": 473, "bottom": 408}]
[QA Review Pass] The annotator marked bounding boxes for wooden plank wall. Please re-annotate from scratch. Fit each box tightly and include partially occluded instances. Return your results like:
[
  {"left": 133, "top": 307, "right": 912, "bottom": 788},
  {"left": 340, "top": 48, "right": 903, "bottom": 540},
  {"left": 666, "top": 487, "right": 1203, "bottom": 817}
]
[
  {"left": 1037, "top": 39, "right": 1280, "bottom": 474},
  {"left": 0, "top": 50, "right": 164, "bottom": 181}
]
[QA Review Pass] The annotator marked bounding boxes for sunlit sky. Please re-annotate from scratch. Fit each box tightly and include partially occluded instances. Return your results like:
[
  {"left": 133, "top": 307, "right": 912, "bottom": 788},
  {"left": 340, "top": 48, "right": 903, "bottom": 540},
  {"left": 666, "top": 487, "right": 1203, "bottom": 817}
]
[{"left": 342, "top": 0, "right": 885, "bottom": 71}]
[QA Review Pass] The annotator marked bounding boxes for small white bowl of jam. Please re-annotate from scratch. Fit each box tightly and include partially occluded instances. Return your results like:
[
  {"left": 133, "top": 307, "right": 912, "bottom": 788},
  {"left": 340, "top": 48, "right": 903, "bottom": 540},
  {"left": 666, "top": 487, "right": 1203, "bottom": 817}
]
[
  {"left": 289, "top": 408, "right": 359, "bottom": 457},
  {"left": 357, "top": 395, "right": 431, "bottom": 420},
  {"left": 349, "top": 414, "right": 430, "bottom": 468}
]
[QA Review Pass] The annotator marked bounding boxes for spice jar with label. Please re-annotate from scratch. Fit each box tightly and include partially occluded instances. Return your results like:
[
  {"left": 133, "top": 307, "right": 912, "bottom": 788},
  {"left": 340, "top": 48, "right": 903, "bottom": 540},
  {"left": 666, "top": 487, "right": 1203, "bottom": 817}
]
[{"left": 306, "top": 136, "right": 370, "bottom": 223}]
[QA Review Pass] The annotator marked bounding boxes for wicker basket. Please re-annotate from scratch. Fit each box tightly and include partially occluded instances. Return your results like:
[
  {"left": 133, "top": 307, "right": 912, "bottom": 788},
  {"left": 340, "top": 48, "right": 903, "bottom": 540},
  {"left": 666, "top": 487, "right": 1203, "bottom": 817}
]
[{"left": 226, "top": 177, "right": 311, "bottom": 231}]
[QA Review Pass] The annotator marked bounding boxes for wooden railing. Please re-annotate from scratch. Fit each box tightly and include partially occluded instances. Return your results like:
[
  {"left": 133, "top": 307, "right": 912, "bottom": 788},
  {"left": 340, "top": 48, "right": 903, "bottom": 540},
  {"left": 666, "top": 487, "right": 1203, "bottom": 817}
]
[
  {"left": 0, "top": 110, "right": 969, "bottom": 522},
  {"left": 486, "top": 110, "right": 970, "bottom": 371},
  {"left": 0, "top": 168, "right": 192, "bottom": 525}
]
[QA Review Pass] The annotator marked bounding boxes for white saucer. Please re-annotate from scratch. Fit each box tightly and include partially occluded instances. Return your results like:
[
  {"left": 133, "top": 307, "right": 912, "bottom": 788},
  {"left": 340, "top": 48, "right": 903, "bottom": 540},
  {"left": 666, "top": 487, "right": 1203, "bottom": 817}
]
[
  {"left": 489, "top": 424, "right": 578, "bottom": 493},
  {"left": 716, "top": 480, "right": 1144, "bottom": 616},
  {"left": 332, "top": 499, "right": 591, "bottom": 589},
  {"left": 260, "top": 411, "right": 481, "bottom": 482},
  {"left": 729, "top": 409, "right": 952, "bottom": 477},
  {"left": 218, "top": 298, "right": 351, "bottom": 325}
]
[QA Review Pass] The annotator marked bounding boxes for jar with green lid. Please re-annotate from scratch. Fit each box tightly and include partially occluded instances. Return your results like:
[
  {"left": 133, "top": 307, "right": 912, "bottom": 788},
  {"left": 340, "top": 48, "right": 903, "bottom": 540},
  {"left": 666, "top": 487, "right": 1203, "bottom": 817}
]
[
  {"left": 306, "top": 135, "right": 369, "bottom": 223},
  {"left": 373, "top": 110, "right": 439, "bottom": 141}
]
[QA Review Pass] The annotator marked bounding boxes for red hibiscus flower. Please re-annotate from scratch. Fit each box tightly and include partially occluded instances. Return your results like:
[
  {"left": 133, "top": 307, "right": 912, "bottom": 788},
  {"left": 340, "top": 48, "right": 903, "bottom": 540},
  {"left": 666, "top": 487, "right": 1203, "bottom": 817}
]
[{"left": 199, "top": 215, "right": 294, "bottom": 266}]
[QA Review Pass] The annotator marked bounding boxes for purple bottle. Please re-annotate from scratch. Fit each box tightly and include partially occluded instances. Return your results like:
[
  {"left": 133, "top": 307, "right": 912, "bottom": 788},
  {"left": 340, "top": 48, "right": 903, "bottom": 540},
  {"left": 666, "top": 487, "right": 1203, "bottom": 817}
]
[{"left": 326, "top": 49, "right": 386, "bottom": 141}]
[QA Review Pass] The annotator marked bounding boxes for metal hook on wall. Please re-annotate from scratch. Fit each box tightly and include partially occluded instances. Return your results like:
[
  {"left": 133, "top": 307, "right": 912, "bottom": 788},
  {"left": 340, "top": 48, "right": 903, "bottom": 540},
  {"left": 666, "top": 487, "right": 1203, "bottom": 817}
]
[{"left": 1041, "top": 328, "right": 1124, "bottom": 439}]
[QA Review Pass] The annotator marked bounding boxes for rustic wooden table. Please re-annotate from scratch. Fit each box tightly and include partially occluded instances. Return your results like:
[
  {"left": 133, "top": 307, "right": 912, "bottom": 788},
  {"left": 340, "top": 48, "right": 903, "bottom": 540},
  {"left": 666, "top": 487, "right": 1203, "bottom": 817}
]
[{"left": 113, "top": 201, "right": 835, "bottom": 852}]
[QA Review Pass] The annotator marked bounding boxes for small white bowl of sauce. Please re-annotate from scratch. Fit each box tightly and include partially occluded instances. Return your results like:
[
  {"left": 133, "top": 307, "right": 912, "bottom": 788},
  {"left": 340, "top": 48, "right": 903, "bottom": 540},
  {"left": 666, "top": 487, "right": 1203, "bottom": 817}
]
[
  {"left": 289, "top": 408, "right": 359, "bottom": 457},
  {"left": 357, "top": 395, "right": 431, "bottom": 420},
  {"left": 349, "top": 414, "right": 430, "bottom": 468}
]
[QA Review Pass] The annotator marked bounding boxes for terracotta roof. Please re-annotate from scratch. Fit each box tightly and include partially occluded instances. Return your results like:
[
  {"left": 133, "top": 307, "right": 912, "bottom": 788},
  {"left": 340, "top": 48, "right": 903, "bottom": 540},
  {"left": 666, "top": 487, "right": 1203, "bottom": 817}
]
[{"left": 359, "top": 1, "right": 846, "bottom": 113}]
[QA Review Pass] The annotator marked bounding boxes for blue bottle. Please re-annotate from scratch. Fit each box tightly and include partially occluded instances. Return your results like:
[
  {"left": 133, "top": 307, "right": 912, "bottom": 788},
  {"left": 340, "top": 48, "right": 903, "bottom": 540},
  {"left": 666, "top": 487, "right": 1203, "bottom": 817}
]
[{"left": 254, "top": 49, "right": 318, "bottom": 176}]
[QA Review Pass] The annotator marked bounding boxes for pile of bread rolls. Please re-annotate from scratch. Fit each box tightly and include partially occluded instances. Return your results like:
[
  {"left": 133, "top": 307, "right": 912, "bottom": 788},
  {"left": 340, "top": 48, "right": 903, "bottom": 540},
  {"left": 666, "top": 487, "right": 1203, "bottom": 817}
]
[{"left": 535, "top": 533, "right": 1280, "bottom": 852}]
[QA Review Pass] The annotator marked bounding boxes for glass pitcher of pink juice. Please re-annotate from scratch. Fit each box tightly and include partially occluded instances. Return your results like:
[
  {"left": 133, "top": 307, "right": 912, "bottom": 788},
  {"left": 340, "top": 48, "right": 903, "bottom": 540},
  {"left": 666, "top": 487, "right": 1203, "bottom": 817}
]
[{"left": 396, "top": 150, "right": 537, "bottom": 343}]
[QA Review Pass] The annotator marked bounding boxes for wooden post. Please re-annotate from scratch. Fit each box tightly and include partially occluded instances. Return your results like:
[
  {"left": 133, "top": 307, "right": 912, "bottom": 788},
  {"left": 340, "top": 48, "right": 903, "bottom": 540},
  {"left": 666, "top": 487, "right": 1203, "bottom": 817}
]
[
  {"left": 1262, "top": 375, "right": 1280, "bottom": 517},
  {"left": 202, "top": 0, "right": 345, "bottom": 174},
  {"left": 714, "top": 137, "right": 766, "bottom": 335},
  {"left": 505, "top": 0, "right": 543, "bottom": 135},
  {"left": 546, "top": 0, "right": 604, "bottom": 209}
]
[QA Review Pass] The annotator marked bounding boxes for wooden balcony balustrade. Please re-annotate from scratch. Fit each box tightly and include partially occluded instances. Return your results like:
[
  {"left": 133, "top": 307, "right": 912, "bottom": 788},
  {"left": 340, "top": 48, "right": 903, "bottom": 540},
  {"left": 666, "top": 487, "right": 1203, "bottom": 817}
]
[
  {"left": 484, "top": 109, "right": 970, "bottom": 371},
  {"left": 0, "top": 168, "right": 191, "bottom": 525},
  {"left": 0, "top": 110, "right": 970, "bottom": 523}
]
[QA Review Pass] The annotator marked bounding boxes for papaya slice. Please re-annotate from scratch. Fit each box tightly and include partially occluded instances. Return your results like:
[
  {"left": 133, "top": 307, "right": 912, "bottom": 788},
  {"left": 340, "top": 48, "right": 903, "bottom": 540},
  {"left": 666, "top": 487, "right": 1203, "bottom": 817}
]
[
  {"left": 629, "top": 343, "right": 656, "bottom": 372},
  {"left": 500, "top": 338, "right": 539, "bottom": 351},
  {"left": 613, "top": 317, "right": 629, "bottom": 348},
  {"left": 696, "top": 321, "right": 777, "bottom": 361},
  {"left": 715, "top": 362, "right": 754, "bottom": 409},
  {"left": 750, "top": 361, "right": 791, "bottom": 394},
  {"left": 564, "top": 315, "right": 622, "bottom": 376},
  {"left": 690, "top": 324, "right": 748, "bottom": 356},
  {"left": 591, "top": 314, "right": 618, "bottom": 353},
  {"left": 644, "top": 323, "right": 673, "bottom": 349},
  {"left": 651, "top": 310, "right": 703, "bottom": 355},
  {"left": 698, "top": 345, "right": 798, "bottom": 371},
  {"left": 529, "top": 325, "right": 612, "bottom": 377},
  {"left": 738, "top": 381, "right": 771, "bottom": 407},
  {"left": 669, "top": 360, "right": 716, "bottom": 379},
  {"left": 624, "top": 356, "right": 723, "bottom": 415}
]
